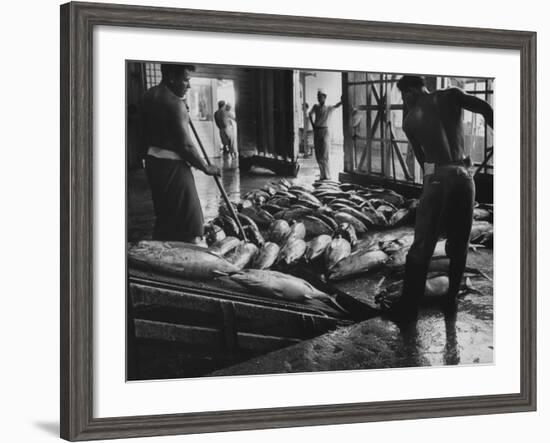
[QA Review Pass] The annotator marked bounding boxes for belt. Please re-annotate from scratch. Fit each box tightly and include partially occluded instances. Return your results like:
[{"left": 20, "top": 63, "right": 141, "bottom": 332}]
[
  {"left": 147, "top": 146, "right": 182, "bottom": 161},
  {"left": 424, "top": 157, "right": 471, "bottom": 175}
]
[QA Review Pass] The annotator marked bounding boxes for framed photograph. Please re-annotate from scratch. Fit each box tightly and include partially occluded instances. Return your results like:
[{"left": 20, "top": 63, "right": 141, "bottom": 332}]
[{"left": 60, "top": 1, "right": 536, "bottom": 441}]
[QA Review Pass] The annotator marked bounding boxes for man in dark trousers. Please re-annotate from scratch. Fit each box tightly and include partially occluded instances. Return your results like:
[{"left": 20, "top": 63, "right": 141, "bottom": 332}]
[
  {"left": 390, "top": 75, "right": 493, "bottom": 321},
  {"left": 308, "top": 88, "right": 342, "bottom": 180},
  {"left": 141, "top": 64, "right": 220, "bottom": 243}
]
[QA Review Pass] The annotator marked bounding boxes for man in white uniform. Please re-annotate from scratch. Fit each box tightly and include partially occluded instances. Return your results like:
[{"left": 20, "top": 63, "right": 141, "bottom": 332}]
[{"left": 308, "top": 88, "right": 342, "bottom": 180}]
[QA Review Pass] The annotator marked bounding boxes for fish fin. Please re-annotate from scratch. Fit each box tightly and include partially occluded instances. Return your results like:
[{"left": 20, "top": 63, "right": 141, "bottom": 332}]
[
  {"left": 468, "top": 243, "right": 486, "bottom": 252},
  {"left": 463, "top": 277, "right": 483, "bottom": 296},
  {"left": 214, "top": 270, "right": 240, "bottom": 277},
  {"left": 477, "top": 270, "right": 493, "bottom": 282}
]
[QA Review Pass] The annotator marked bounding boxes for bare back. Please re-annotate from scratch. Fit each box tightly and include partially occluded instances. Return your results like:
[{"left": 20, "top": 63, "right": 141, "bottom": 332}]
[
  {"left": 142, "top": 84, "right": 189, "bottom": 155},
  {"left": 402, "top": 89, "right": 465, "bottom": 164}
]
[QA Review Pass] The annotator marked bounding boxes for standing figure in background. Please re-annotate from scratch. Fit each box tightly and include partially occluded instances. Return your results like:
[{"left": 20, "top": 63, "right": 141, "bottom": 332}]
[
  {"left": 214, "top": 100, "right": 229, "bottom": 155},
  {"left": 308, "top": 88, "right": 342, "bottom": 180},
  {"left": 214, "top": 101, "right": 237, "bottom": 159},
  {"left": 225, "top": 103, "right": 237, "bottom": 159},
  {"left": 141, "top": 63, "right": 220, "bottom": 243},
  {"left": 388, "top": 75, "right": 493, "bottom": 321}
]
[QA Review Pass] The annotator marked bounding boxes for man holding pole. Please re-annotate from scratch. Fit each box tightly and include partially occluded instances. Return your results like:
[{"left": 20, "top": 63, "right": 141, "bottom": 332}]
[
  {"left": 141, "top": 63, "right": 220, "bottom": 243},
  {"left": 388, "top": 75, "right": 493, "bottom": 321}
]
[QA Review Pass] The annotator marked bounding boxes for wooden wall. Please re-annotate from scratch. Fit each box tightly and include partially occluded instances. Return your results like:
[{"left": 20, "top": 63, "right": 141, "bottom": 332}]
[{"left": 126, "top": 63, "right": 296, "bottom": 170}]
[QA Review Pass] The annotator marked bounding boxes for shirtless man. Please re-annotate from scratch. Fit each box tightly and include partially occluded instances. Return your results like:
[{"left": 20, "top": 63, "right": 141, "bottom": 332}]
[
  {"left": 308, "top": 89, "right": 342, "bottom": 180},
  {"left": 390, "top": 75, "right": 493, "bottom": 321},
  {"left": 142, "top": 64, "right": 220, "bottom": 243}
]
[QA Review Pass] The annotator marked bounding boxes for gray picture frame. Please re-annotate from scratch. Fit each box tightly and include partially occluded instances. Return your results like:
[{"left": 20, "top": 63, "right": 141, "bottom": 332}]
[{"left": 60, "top": 2, "right": 537, "bottom": 441}]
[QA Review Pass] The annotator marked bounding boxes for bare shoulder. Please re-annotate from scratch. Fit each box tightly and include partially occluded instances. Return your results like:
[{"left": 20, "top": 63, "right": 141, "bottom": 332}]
[
  {"left": 434, "top": 88, "right": 466, "bottom": 108},
  {"left": 163, "top": 93, "right": 187, "bottom": 117},
  {"left": 440, "top": 87, "right": 466, "bottom": 100}
]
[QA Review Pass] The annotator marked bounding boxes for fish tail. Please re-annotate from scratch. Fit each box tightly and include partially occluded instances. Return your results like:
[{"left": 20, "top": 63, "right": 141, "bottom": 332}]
[{"left": 328, "top": 295, "right": 349, "bottom": 315}]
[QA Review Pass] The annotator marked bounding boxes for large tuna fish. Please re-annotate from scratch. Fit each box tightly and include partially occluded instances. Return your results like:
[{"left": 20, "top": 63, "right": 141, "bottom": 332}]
[
  {"left": 277, "top": 237, "right": 307, "bottom": 266},
  {"left": 289, "top": 184, "right": 314, "bottom": 193},
  {"left": 363, "top": 190, "right": 405, "bottom": 207},
  {"left": 313, "top": 212, "right": 338, "bottom": 231},
  {"left": 240, "top": 206, "right": 274, "bottom": 228},
  {"left": 268, "top": 196, "right": 292, "bottom": 208},
  {"left": 377, "top": 204, "right": 397, "bottom": 220},
  {"left": 236, "top": 212, "right": 260, "bottom": 231},
  {"left": 274, "top": 190, "right": 297, "bottom": 200},
  {"left": 243, "top": 224, "right": 265, "bottom": 247},
  {"left": 279, "top": 178, "right": 292, "bottom": 189},
  {"left": 389, "top": 208, "right": 412, "bottom": 227},
  {"left": 361, "top": 206, "right": 388, "bottom": 227},
  {"left": 314, "top": 190, "right": 350, "bottom": 200},
  {"left": 304, "top": 234, "right": 332, "bottom": 262},
  {"left": 330, "top": 198, "right": 361, "bottom": 209},
  {"left": 290, "top": 190, "right": 322, "bottom": 208},
  {"left": 250, "top": 242, "right": 280, "bottom": 270},
  {"left": 212, "top": 215, "right": 240, "bottom": 238},
  {"left": 262, "top": 203, "right": 285, "bottom": 215},
  {"left": 313, "top": 179, "right": 341, "bottom": 187},
  {"left": 337, "top": 206, "right": 375, "bottom": 229},
  {"left": 327, "top": 249, "right": 389, "bottom": 280},
  {"left": 333, "top": 212, "right": 368, "bottom": 233},
  {"left": 325, "top": 236, "right": 352, "bottom": 270},
  {"left": 274, "top": 207, "right": 314, "bottom": 221},
  {"left": 299, "top": 215, "right": 334, "bottom": 237},
  {"left": 470, "top": 221, "right": 493, "bottom": 248},
  {"left": 375, "top": 275, "right": 481, "bottom": 310},
  {"left": 268, "top": 219, "right": 291, "bottom": 244},
  {"left": 128, "top": 241, "right": 240, "bottom": 279},
  {"left": 473, "top": 206, "right": 492, "bottom": 222},
  {"left": 209, "top": 236, "right": 241, "bottom": 256},
  {"left": 226, "top": 243, "right": 259, "bottom": 270},
  {"left": 287, "top": 220, "right": 306, "bottom": 240},
  {"left": 333, "top": 222, "right": 357, "bottom": 246},
  {"left": 231, "top": 270, "right": 331, "bottom": 302}
]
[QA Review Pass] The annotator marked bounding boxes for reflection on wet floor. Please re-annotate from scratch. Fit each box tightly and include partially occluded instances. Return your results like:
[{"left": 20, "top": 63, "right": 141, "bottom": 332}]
[{"left": 128, "top": 145, "right": 344, "bottom": 241}]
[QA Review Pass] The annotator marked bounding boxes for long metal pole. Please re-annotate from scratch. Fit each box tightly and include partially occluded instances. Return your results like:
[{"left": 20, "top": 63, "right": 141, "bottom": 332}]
[{"left": 186, "top": 109, "right": 248, "bottom": 241}]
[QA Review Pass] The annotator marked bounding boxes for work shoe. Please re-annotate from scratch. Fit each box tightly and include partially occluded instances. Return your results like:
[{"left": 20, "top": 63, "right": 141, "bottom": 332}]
[{"left": 381, "top": 259, "right": 428, "bottom": 324}]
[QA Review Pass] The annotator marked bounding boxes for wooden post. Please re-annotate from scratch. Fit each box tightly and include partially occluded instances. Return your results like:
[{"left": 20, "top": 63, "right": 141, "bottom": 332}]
[{"left": 341, "top": 72, "right": 354, "bottom": 173}]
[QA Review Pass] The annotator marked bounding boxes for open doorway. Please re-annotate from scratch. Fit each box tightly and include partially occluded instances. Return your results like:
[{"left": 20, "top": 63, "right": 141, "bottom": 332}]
[
  {"left": 185, "top": 77, "right": 237, "bottom": 158},
  {"left": 296, "top": 70, "right": 343, "bottom": 181}
]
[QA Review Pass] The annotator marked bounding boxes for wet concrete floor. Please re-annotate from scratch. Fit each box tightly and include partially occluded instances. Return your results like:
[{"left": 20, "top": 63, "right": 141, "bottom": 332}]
[
  {"left": 127, "top": 146, "right": 343, "bottom": 242},
  {"left": 127, "top": 146, "right": 493, "bottom": 374}
]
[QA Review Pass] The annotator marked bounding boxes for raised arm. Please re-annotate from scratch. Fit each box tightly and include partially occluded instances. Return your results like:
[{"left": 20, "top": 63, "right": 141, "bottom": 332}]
[
  {"left": 172, "top": 100, "right": 220, "bottom": 176},
  {"left": 451, "top": 87, "right": 493, "bottom": 129}
]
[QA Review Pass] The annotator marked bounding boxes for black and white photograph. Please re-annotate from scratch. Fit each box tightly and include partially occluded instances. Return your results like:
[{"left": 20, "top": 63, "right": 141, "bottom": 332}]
[{"left": 126, "top": 61, "right": 494, "bottom": 381}]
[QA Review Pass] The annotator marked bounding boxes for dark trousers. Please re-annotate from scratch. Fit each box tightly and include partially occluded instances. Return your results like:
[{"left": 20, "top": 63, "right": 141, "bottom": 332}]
[
  {"left": 403, "top": 166, "right": 475, "bottom": 302},
  {"left": 145, "top": 156, "right": 204, "bottom": 242},
  {"left": 313, "top": 127, "right": 331, "bottom": 180}
]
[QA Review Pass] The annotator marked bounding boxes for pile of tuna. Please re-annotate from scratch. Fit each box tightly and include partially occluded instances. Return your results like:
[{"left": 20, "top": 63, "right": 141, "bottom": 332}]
[
  {"left": 128, "top": 178, "right": 493, "bottom": 312},
  {"left": 204, "top": 178, "right": 493, "bottom": 282}
]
